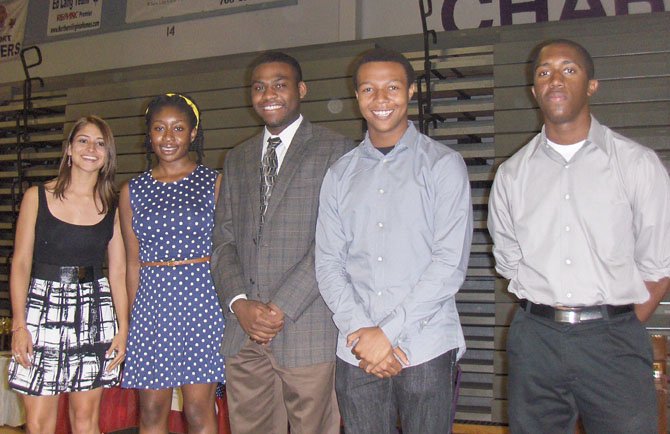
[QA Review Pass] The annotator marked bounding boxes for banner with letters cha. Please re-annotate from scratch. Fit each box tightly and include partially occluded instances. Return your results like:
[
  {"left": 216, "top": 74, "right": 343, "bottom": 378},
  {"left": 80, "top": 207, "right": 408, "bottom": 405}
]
[
  {"left": 441, "top": 0, "right": 669, "bottom": 31},
  {"left": 0, "top": 0, "right": 28, "bottom": 63},
  {"left": 126, "top": 0, "right": 292, "bottom": 23}
]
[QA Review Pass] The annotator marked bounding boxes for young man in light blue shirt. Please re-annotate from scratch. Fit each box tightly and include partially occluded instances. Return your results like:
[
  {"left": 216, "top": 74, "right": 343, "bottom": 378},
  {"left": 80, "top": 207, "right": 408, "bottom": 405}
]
[{"left": 315, "top": 48, "right": 473, "bottom": 434}]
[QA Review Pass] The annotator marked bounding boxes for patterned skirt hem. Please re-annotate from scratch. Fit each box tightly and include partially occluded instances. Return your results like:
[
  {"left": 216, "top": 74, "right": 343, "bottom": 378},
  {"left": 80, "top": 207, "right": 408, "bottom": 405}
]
[
  {"left": 9, "top": 276, "right": 121, "bottom": 396},
  {"left": 9, "top": 377, "right": 121, "bottom": 396}
]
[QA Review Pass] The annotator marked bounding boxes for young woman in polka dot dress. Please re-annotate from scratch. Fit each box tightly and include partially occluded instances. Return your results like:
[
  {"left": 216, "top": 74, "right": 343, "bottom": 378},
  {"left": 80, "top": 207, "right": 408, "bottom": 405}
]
[{"left": 120, "top": 94, "right": 225, "bottom": 433}]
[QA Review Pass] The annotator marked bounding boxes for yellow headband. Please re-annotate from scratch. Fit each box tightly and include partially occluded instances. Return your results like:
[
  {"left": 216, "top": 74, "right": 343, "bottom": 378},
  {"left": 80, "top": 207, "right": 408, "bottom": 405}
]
[{"left": 146, "top": 93, "right": 200, "bottom": 130}]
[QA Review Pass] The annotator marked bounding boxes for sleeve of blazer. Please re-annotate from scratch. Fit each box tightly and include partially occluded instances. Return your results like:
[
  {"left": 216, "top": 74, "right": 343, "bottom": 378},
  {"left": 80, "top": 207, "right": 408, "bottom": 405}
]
[
  {"left": 211, "top": 151, "right": 248, "bottom": 311},
  {"left": 271, "top": 133, "right": 355, "bottom": 322}
]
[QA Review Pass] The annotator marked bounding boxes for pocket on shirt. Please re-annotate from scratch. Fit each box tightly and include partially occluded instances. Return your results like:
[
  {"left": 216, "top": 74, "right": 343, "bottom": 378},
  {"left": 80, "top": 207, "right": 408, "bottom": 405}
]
[{"left": 585, "top": 199, "right": 633, "bottom": 262}]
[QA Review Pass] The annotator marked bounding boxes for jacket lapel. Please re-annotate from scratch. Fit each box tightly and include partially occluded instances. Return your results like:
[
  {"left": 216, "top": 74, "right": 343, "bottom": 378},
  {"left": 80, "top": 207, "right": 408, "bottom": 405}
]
[
  {"left": 244, "top": 134, "right": 264, "bottom": 233},
  {"left": 264, "top": 119, "right": 312, "bottom": 223}
]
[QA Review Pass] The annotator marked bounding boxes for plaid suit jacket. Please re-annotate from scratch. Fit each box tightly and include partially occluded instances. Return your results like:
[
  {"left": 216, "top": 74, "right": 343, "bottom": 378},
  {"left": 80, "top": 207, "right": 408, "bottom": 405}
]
[{"left": 211, "top": 118, "right": 354, "bottom": 368}]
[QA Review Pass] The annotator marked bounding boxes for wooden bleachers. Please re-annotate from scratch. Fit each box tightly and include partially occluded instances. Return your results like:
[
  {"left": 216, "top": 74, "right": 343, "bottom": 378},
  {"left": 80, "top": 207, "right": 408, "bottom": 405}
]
[
  {"left": 405, "top": 43, "right": 497, "bottom": 422},
  {"left": 0, "top": 89, "right": 67, "bottom": 318}
]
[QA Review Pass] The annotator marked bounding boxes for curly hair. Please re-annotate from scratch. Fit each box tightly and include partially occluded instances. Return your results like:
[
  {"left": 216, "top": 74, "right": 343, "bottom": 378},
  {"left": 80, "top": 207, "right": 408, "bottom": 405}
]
[
  {"left": 251, "top": 51, "right": 303, "bottom": 82},
  {"left": 352, "top": 48, "right": 416, "bottom": 89}
]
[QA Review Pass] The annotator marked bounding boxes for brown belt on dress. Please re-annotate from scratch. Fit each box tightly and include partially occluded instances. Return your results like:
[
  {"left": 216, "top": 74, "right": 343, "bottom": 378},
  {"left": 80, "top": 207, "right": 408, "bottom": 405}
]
[{"left": 141, "top": 256, "right": 211, "bottom": 267}]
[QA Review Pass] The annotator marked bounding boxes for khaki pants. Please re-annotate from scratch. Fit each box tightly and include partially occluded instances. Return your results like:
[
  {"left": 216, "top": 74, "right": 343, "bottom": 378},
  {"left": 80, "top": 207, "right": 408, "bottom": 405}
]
[{"left": 225, "top": 340, "right": 340, "bottom": 434}]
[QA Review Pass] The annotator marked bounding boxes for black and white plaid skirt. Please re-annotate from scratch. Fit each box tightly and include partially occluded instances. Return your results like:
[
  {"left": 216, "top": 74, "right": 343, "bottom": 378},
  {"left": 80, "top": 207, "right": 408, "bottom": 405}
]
[{"left": 8, "top": 276, "right": 120, "bottom": 396}]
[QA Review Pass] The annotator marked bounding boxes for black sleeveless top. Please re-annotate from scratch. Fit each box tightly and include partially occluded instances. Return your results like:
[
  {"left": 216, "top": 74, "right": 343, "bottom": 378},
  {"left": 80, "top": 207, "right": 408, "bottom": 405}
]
[{"left": 32, "top": 185, "right": 115, "bottom": 267}]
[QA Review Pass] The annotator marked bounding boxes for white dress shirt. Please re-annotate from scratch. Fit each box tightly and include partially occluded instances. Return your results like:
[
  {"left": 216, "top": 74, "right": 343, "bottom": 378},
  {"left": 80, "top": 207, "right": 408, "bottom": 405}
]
[{"left": 488, "top": 116, "right": 670, "bottom": 306}]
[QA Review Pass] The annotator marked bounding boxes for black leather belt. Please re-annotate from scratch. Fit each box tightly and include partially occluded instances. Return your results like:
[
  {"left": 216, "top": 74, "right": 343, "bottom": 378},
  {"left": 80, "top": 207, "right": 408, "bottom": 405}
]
[
  {"left": 32, "top": 263, "right": 103, "bottom": 284},
  {"left": 519, "top": 299, "right": 634, "bottom": 324}
]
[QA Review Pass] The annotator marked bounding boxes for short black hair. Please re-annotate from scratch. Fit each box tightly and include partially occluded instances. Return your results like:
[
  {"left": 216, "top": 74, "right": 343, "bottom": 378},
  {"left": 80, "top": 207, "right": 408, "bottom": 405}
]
[
  {"left": 143, "top": 93, "right": 205, "bottom": 170},
  {"left": 352, "top": 48, "right": 416, "bottom": 89},
  {"left": 251, "top": 51, "right": 303, "bottom": 82},
  {"left": 530, "top": 39, "right": 595, "bottom": 80}
]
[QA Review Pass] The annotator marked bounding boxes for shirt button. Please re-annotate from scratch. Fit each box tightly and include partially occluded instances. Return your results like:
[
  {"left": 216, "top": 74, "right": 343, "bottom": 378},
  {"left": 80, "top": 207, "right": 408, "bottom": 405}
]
[
  {"left": 565, "top": 259, "right": 572, "bottom": 265},
  {"left": 377, "top": 291, "right": 382, "bottom": 296},
  {"left": 378, "top": 188, "right": 385, "bottom": 194},
  {"left": 377, "top": 222, "right": 384, "bottom": 228},
  {"left": 565, "top": 226, "right": 570, "bottom": 232},
  {"left": 564, "top": 194, "right": 570, "bottom": 200},
  {"left": 565, "top": 164, "right": 570, "bottom": 169},
  {"left": 377, "top": 256, "right": 383, "bottom": 262},
  {"left": 566, "top": 292, "right": 572, "bottom": 298}
]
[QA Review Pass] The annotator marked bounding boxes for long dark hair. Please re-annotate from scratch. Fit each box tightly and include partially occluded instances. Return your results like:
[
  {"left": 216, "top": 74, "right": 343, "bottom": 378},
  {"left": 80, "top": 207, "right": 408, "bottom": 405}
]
[
  {"left": 52, "top": 115, "right": 117, "bottom": 214},
  {"left": 143, "top": 93, "right": 205, "bottom": 170}
]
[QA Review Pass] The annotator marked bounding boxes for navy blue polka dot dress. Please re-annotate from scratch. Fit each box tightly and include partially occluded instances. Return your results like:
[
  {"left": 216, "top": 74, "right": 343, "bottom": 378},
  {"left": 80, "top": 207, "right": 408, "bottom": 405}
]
[{"left": 122, "top": 165, "right": 226, "bottom": 389}]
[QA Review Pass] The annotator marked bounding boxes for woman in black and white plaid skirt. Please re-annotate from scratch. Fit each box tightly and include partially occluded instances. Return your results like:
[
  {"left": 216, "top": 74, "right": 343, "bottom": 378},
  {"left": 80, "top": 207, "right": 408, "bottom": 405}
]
[{"left": 8, "top": 116, "right": 129, "bottom": 433}]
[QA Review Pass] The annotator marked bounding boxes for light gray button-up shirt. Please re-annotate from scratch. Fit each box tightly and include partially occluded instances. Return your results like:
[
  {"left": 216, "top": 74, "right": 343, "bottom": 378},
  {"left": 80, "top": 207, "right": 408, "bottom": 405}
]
[
  {"left": 488, "top": 116, "right": 670, "bottom": 306},
  {"left": 316, "top": 122, "right": 472, "bottom": 367}
]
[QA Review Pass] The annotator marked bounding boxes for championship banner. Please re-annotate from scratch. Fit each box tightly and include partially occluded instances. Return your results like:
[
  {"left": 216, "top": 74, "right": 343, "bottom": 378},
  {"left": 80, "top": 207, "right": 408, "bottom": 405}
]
[
  {"left": 126, "top": 0, "right": 292, "bottom": 23},
  {"left": 47, "top": 0, "right": 103, "bottom": 37},
  {"left": 0, "top": 0, "right": 28, "bottom": 63}
]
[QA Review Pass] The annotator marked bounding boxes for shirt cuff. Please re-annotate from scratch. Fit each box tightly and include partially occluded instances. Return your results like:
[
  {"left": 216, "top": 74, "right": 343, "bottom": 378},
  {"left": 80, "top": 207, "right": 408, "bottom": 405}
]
[
  {"left": 229, "top": 294, "right": 248, "bottom": 313},
  {"left": 639, "top": 267, "right": 670, "bottom": 284},
  {"left": 378, "top": 311, "right": 404, "bottom": 346}
]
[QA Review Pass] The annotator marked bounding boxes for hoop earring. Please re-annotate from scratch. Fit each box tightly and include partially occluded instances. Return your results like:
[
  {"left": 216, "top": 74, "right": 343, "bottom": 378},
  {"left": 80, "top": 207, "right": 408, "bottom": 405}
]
[{"left": 68, "top": 155, "right": 71, "bottom": 167}]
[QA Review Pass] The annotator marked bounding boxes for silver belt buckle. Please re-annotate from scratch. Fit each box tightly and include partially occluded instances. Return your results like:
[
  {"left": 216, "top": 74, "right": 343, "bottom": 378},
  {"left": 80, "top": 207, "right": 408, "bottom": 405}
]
[
  {"left": 577, "top": 309, "right": 603, "bottom": 321},
  {"left": 554, "top": 306, "right": 604, "bottom": 323},
  {"left": 555, "top": 308, "right": 581, "bottom": 324},
  {"left": 60, "top": 266, "right": 79, "bottom": 284}
]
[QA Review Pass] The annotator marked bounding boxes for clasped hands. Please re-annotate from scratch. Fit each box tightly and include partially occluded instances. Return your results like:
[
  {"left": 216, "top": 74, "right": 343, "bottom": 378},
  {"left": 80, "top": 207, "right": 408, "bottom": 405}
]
[
  {"left": 347, "top": 326, "right": 409, "bottom": 378},
  {"left": 232, "top": 299, "right": 285, "bottom": 344}
]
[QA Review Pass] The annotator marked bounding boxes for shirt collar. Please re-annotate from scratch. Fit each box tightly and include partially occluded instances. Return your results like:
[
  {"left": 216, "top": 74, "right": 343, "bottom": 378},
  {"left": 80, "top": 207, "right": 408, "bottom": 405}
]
[
  {"left": 361, "top": 121, "right": 418, "bottom": 158},
  {"left": 532, "top": 115, "right": 608, "bottom": 158},
  {"left": 585, "top": 116, "right": 608, "bottom": 154},
  {"left": 262, "top": 114, "right": 303, "bottom": 148}
]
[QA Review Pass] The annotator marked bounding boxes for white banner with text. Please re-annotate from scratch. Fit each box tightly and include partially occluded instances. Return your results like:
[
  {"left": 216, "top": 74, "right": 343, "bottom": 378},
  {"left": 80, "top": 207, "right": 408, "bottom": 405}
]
[
  {"left": 126, "top": 0, "right": 290, "bottom": 23},
  {"left": 47, "top": 0, "right": 103, "bottom": 37},
  {"left": 0, "top": 0, "right": 28, "bottom": 62}
]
